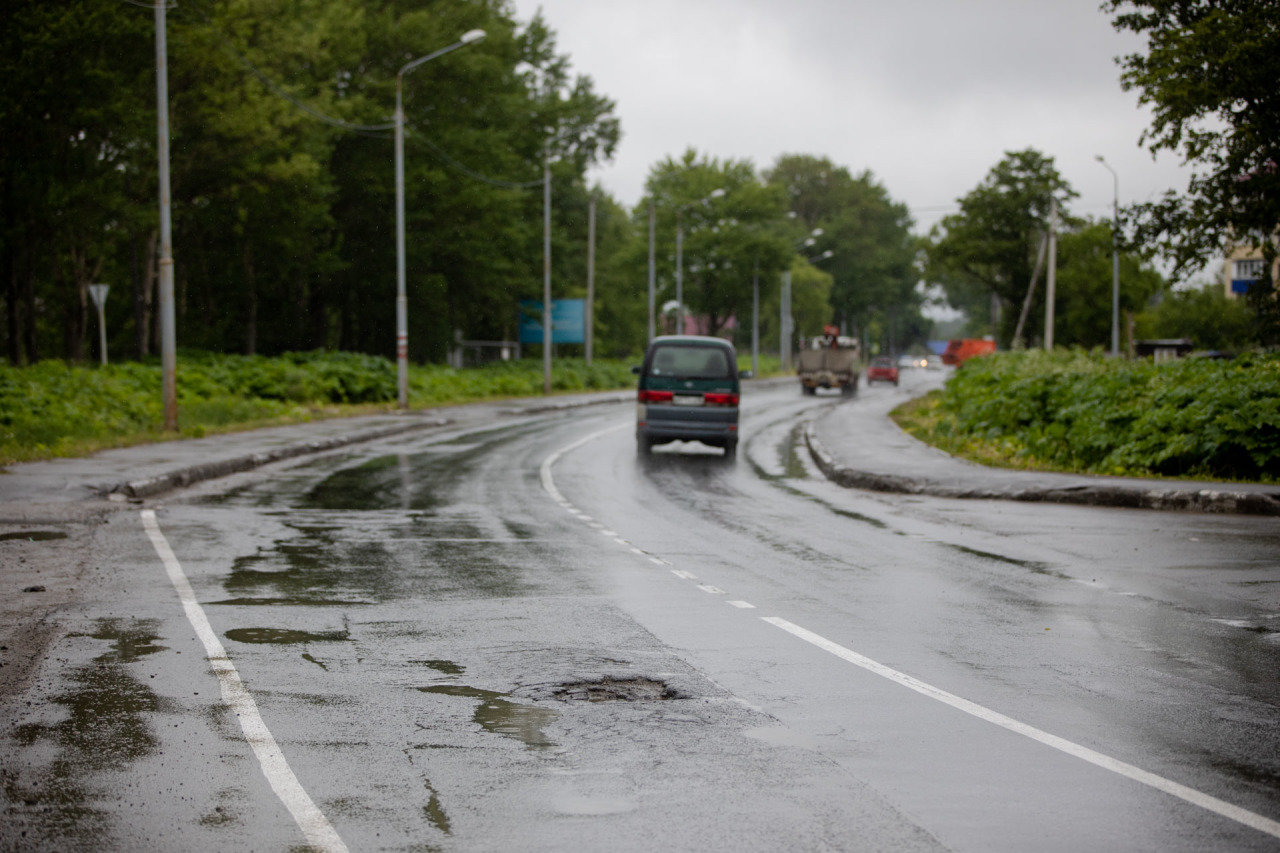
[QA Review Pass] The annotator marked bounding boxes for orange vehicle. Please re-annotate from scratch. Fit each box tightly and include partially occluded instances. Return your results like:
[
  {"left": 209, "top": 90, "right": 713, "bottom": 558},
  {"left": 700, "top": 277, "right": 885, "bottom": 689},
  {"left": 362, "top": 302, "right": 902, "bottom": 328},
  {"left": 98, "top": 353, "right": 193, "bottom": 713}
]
[{"left": 941, "top": 338, "right": 996, "bottom": 366}]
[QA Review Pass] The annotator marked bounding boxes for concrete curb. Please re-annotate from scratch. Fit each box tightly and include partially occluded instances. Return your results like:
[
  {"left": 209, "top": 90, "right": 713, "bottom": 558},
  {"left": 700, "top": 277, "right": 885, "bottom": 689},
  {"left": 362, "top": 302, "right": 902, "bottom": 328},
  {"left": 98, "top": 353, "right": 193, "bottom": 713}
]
[
  {"left": 110, "top": 417, "right": 451, "bottom": 500},
  {"left": 803, "top": 422, "right": 1280, "bottom": 517},
  {"left": 107, "top": 389, "right": 637, "bottom": 501}
]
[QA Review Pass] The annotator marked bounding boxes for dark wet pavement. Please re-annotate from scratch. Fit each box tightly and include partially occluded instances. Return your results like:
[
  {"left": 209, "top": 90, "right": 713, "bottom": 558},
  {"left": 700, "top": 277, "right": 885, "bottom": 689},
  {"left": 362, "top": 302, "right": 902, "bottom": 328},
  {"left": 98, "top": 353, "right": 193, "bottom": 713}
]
[{"left": 2, "top": 380, "right": 1278, "bottom": 851}]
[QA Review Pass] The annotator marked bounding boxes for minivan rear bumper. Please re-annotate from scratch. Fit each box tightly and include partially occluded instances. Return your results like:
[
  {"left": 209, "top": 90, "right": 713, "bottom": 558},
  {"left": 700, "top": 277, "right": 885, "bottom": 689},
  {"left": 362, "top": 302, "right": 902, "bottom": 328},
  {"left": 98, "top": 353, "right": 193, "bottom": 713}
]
[{"left": 638, "top": 404, "right": 738, "bottom": 446}]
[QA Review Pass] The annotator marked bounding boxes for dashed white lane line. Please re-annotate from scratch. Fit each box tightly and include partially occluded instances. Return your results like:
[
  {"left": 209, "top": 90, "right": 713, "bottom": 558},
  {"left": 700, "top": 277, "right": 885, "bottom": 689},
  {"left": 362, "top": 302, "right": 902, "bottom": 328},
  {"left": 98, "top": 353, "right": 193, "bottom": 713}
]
[
  {"left": 762, "top": 616, "right": 1280, "bottom": 841},
  {"left": 541, "top": 426, "right": 1280, "bottom": 842},
  {"left": 697, "top": 584, "right": 726, "bottom": 595},
  {"left": 140, "top": 510, "right": 349, "bottom": 853}
]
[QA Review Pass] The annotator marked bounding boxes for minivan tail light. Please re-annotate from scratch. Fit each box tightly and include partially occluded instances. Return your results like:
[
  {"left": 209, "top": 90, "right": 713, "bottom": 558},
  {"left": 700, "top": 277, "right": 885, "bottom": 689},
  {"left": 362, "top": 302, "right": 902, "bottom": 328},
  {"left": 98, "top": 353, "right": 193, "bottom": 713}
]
[
  {"left": 704, "top": 392, "right": 739, "bottom": 406},
  {"left": 638, "top": 389, "right": 674, "bottom": 403}
]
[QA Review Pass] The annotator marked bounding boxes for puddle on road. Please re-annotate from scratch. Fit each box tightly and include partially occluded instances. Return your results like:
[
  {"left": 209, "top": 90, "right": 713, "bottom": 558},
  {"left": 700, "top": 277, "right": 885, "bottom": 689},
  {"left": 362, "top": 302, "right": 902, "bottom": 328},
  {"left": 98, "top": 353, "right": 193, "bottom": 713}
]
[
  {"left": 7, "top": 619, "right": 173, "bottom": 844},
  {"left": 418, "top": 685, "right": 557, "bottom": 750},
  {"left": 414, "top": 659, "right": 466, "bottom": 676},
  {"left": 224, "top": 627, "right": 349, "bottom": 645},
  {"left": 220, "top": 513, "right": 537, "bottom": 605},
  {"left": 0, "top": 530, "right": 69, "bottom": 542}
]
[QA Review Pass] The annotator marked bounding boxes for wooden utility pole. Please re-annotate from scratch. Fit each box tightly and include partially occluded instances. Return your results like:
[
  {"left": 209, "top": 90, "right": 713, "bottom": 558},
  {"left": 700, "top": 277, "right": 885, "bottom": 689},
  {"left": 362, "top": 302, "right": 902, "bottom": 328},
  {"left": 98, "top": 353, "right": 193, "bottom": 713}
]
[{"left": 1044, "top": 196, "right": 1057, "bottom": 352}]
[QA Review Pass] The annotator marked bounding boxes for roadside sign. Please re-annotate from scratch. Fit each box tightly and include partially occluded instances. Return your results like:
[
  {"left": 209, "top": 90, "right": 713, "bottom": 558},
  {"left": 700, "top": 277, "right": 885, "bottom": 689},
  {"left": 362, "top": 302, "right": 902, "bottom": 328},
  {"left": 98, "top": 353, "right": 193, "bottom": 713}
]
[{"left": 517, "top": 299, "right": 585, "bottom": 344}]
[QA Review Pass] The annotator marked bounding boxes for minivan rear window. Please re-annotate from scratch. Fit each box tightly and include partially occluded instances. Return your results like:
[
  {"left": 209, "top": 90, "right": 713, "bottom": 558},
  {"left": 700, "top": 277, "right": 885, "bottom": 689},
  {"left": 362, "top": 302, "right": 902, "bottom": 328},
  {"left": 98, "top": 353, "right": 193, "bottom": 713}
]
[{"left": 649, "top": 345, "right": 731, "bottom": 379}]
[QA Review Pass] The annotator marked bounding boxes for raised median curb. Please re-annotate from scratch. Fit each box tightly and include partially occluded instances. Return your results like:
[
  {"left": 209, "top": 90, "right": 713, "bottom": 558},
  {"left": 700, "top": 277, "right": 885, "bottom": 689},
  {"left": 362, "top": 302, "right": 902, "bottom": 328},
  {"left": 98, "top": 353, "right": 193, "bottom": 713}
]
[
  {"left": 108, "top": 417, "right": 453, "bottom": 500},
  {"left": 803, "top": 422, "right": 1280, "bottom": 517},
  {"left": 108, "top": 390, "right": 638, "bottom": 501}
]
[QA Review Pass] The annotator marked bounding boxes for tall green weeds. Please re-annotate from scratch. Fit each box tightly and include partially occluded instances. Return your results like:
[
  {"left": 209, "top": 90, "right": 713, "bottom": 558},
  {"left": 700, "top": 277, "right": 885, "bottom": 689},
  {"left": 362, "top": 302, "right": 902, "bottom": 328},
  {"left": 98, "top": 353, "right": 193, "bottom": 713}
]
[{"left": 896, "top": 350, "right": 1280, "bottom": 482}]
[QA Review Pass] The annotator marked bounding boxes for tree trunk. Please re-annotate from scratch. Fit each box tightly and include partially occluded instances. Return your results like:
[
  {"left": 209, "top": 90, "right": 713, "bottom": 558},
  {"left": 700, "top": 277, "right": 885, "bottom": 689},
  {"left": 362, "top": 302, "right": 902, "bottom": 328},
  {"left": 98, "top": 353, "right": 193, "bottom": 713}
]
[
  {"left": 133, "top": 230, "right": 157, "bottom": 358},
  {"left": 244, "top": 242, "right": 257, "bottom": 355}
]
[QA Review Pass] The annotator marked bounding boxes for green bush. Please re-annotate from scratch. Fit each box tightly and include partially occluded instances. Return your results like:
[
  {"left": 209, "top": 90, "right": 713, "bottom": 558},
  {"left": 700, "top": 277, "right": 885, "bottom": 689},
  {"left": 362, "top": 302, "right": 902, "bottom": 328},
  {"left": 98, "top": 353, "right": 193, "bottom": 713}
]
[
  {"left": 925, "top": 350, "right": 1280, "bottom": 481},
  {"left": 0, "top": 352, "right": 638, "bottom": 464}
]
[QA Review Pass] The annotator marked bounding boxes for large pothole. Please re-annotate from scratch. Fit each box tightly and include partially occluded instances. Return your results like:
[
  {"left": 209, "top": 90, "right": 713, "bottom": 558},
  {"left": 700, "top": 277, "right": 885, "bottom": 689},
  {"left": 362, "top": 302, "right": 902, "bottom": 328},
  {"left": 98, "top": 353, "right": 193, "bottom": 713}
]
[{"left": 553, "top": 677, "right": 681, "bottom": 703}]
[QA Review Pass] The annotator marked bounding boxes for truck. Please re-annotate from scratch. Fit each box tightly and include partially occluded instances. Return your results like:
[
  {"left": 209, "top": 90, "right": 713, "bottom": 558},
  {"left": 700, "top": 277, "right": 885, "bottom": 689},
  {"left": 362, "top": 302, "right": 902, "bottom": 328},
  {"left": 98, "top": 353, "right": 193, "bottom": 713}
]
[
  {"left": 940, "top": 337, "right": 996, "bottom": 366},
  {"left": 796, "top": 334, "right": 860, "bottom": 396}
]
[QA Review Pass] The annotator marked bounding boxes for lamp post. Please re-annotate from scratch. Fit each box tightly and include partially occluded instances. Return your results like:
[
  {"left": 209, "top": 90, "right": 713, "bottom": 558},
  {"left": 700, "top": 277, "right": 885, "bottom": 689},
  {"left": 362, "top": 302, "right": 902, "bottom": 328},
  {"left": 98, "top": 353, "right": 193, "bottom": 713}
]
[
  {"left": 395, "top": 28, "right": 485, "bottom": 409},
  {"left": 675, "top": 188, "right": 725, "bottom": 334},
  {"left": 1096, "top": 155, "right": 1120, "bottom": 357},
  {"left": 780, "top": 228, "right": 825, "bottom": 371},
  {"left": 154, "top": 0, "right": 177, "bottom": 430}
]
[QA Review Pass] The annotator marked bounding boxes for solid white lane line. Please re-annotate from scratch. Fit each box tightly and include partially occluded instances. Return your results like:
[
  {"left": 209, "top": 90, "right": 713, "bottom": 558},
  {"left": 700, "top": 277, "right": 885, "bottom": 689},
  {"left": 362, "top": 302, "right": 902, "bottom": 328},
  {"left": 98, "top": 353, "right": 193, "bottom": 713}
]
[
  {"left": 141, "top": 510, "right": 349, "bottom": 853},
  {"left": 762, "top": 616, "right": 1280, "bottom": 840}
]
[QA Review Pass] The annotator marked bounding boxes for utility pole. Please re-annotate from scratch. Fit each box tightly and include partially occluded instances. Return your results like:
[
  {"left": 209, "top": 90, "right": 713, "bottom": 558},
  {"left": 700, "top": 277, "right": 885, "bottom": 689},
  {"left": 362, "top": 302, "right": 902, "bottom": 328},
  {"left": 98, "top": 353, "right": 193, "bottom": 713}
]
[
  {"left": 89, "top": 285, "right": 110, "bottom": 366},
  {"left": 542, "top": 144, "right": 552, "bottom": 395},
  {"left": 647, "top": 199, "right": 656, "bottom": 342},
  {"left": 751, "top": 261, "right": 759, "bottom": 376},
  {"left": 154, "top": 0, "right": 177, "bottom": 430},
  {"left": 1044, "top": 196, "right": 1057, "bottom": 352},
  {"left": 780, "top": 270, "right": 793, "bottom": 371},
  {"left": 586, "top": 193, "right": 595, "bottom": 366}
]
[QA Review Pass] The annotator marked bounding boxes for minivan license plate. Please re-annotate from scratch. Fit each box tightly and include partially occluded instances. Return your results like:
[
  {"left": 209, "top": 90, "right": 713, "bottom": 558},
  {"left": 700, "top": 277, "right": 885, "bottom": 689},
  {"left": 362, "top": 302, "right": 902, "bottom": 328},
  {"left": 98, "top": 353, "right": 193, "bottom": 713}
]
[{"left": 672, "top": 394, "right": 703, "bottom": 406}]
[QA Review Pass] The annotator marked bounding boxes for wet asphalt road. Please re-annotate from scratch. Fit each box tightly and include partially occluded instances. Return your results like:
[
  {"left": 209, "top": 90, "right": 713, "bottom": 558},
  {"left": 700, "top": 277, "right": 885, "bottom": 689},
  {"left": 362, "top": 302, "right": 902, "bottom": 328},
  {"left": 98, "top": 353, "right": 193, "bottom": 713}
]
[{"left": 4, "top": 376, "right": 1279, "bottom": 852}]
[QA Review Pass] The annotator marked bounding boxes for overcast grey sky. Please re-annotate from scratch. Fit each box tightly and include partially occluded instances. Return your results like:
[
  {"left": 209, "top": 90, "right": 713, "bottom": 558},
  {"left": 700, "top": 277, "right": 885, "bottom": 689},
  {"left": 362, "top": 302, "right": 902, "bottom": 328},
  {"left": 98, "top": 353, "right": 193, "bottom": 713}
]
[{"left": 509, "top": 0, "right": 1191, "bottom": 246}]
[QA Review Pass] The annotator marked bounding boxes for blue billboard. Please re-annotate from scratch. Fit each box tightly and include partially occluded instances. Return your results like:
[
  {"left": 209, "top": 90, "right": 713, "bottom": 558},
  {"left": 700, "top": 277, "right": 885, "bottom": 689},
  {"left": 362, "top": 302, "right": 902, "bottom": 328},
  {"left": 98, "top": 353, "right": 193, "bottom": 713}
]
[{"left": 518, "top": 299, "right": 585, "bottom": 344}]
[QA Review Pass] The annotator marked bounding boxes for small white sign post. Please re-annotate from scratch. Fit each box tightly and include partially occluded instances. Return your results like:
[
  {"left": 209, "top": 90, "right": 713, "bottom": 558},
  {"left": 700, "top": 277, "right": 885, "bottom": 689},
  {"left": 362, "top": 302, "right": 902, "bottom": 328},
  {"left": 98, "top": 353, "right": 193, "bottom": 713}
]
[{"left": 89, "top": 284, "right": 110, "bottom": 366}]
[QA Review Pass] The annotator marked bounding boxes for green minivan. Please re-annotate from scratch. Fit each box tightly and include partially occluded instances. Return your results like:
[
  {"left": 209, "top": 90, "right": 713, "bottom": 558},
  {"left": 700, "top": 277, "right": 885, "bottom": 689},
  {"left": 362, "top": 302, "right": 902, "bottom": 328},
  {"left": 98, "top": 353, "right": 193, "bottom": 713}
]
[{"left": 632, "top": 336, "right": 747, "bottom": 458}]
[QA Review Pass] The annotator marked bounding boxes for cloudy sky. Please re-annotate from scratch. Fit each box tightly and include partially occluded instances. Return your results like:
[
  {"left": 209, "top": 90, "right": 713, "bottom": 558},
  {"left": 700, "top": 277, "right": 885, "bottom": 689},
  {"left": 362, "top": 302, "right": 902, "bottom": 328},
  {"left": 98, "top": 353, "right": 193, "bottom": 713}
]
[{"left": 509, "top": 0, "right": 1191, "bottom": 244}]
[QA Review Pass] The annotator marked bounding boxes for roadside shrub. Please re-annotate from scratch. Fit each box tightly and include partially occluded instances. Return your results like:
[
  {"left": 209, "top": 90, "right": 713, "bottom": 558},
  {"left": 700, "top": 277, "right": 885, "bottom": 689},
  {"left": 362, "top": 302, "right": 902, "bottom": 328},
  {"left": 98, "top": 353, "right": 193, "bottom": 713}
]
[{"left": 924, "top": 350, "right": 1280, "bottom": 481}]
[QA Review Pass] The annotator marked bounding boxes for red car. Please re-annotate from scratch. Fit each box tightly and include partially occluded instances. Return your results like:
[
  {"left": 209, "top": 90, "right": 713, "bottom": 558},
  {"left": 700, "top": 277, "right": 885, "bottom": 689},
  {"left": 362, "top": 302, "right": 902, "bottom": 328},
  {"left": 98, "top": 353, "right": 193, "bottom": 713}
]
[{"left": 865, "top": 356, "right": 899, "bottom": 386}]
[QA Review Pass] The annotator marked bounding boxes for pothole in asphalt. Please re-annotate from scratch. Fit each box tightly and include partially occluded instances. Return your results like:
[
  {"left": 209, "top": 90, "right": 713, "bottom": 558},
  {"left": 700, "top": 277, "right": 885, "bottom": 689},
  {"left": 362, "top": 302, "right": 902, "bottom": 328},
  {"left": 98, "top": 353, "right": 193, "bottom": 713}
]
[
  {"left": 552, "top": 677, "right": 681, "bottom": 702},
  {"left": 225, "top": 627, "right": 349, "bottom": 644}
]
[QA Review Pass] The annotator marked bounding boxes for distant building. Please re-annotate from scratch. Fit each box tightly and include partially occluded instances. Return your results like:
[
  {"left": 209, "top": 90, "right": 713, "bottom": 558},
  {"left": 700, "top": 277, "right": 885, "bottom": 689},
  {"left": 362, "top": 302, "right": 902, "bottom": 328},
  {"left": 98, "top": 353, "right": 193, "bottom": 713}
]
[{"left": 1223, "top": 242, "right": 1279, "bottom": 298}]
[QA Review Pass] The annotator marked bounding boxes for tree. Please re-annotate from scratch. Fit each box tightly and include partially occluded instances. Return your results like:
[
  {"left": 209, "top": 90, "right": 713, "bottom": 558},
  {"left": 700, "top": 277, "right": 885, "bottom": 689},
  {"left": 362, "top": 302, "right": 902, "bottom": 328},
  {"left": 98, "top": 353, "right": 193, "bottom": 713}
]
[
  {"left": 1137, "top": 283, "right": 1255, "bottom": 351},
  {"left": 1054, "top": 221, "right": 1165, "bottom": 348},
  {"left": 1106, "top": 0, "right": 1280, "bottom": 344},
  {"left": 924, "top": 149, "right": 1077, "bottom": 345},
  {"left": 765, "top": 155, "right": 922, "bottom": 352},
  {"left": 643, "top": 151, "right": 791, "bottom": 339}
]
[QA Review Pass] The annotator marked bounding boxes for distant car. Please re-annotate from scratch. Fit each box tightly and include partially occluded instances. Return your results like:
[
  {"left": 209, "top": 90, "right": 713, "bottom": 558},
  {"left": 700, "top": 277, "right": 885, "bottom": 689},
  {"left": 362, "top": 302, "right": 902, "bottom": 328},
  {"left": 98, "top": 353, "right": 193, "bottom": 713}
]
[
  {"left": 865, "top": 356, "right": 899, "bottom": 386},
  {"left": 633, "top": 336, "right": 747, "bottom": 458}
]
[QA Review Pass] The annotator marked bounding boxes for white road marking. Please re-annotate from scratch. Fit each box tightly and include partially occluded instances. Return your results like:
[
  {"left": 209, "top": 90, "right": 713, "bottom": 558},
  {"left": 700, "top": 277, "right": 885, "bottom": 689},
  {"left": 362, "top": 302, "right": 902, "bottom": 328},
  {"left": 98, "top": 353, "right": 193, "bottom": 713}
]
[
  {"left": 697, "top": 584, "right": 725, "bottom": 595},
  {"left": 762, "top": 616, "right": 1280, "bottom": 840},
  {"left": 140, "top": 510, "right": 349, "bottom": 853},
  {"left": 540, "top": 421, "right": 1280, "bottom": 841}
]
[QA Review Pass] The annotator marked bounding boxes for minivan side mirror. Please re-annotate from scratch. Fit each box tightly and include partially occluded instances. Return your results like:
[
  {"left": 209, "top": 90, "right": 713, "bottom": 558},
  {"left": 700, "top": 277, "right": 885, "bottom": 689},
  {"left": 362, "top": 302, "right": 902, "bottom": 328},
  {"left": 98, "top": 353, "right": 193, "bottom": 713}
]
[
  {"left": 738, "top": 369, "right": 754, "bottom": 379},
  {"left": 630, "top": 365, "right": 642, "bottom": 375}
]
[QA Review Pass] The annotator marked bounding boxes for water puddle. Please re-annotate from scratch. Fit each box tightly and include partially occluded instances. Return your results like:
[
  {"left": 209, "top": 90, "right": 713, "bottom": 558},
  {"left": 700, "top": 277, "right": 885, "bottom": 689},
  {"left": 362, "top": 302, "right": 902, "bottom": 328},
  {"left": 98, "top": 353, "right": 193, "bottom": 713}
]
[
  {"left": 224, "top": 627, "right": 349, "bottom": 645},
  {"left": 8, "top": 619, "right": 172, "bottom": 843},
  {"left": 0, "top": 530, "right": 68, "bottom": 542},
  {"left": 415, "top": 659, "right": 466, "bottom": 676},
  {"left": 418, "top": 685, "right": 557, "bottom": 749}
]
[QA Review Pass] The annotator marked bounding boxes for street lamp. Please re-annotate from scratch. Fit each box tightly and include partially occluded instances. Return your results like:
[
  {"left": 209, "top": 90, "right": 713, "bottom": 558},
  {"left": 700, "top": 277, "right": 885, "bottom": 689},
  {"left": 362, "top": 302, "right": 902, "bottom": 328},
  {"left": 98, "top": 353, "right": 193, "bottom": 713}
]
[
  {"left": 1096, "top": 155, "right": 1120, "bottom": 357},
  {"left": 675, "top": 188, "right": 725, "bottom": 334},
  {"left": 395, "top": 28, "right": 486, "bottom": 409},
  {"left": 780, "top": 228, "right": 825, "bottom": 371}
]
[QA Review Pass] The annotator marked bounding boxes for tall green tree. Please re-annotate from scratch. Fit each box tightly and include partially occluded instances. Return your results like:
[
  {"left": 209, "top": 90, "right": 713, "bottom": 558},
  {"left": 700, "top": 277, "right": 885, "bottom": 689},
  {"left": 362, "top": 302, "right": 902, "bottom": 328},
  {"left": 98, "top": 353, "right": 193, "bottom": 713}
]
[
  {"left": 1138, "top": 282, "right": 1255, "bottom": 350},
  {"left": 765, "top": 155, "right": 922, "bottom": 353},
  {"left": 1054, "top": 221, "right": 1165, "bottom": 348},
  {"left": 924, "top": 149, "right": 1077, "bottom": 345},
  {"left": 642, "top": 150, "right": 791, "bottom": 339},
  {"left": 1106, "top": 0, "right": 1280, "bottom": 344}
]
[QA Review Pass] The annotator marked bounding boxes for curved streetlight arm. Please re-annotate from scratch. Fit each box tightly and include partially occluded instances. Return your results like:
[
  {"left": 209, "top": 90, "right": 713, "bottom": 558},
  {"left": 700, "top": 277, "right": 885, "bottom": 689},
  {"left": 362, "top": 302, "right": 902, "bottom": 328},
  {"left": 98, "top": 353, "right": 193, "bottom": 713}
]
[
  {"left": 394, "top": 29, "right": 486, "bottom": 409},
  {"left": 399, "top": 29, "right": 487, "bottom": 79}
]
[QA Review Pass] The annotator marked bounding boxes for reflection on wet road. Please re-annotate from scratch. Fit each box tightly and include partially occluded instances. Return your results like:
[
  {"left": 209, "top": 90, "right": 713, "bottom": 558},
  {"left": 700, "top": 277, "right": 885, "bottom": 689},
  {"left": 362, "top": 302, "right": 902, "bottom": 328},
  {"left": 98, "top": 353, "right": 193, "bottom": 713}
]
[{"left": 4, "top": 384, "right": 1278, "bottom": 853}]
